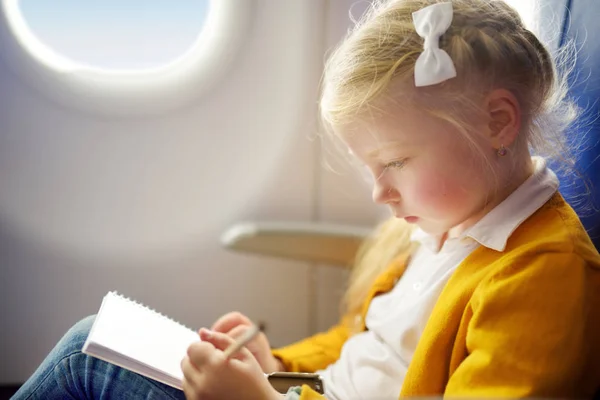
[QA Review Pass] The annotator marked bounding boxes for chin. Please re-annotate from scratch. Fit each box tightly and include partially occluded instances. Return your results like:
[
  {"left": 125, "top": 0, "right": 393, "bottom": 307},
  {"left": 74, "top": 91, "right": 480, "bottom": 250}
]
[{"left": 414, "top": 220, "right": 447, "bottom": 236}]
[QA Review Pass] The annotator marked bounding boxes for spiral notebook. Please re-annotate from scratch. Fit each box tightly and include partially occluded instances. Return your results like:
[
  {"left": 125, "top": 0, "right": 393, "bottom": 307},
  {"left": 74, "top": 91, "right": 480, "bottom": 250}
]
[{"left": 82, "top": 291, "right": 200, "bottom": 390}]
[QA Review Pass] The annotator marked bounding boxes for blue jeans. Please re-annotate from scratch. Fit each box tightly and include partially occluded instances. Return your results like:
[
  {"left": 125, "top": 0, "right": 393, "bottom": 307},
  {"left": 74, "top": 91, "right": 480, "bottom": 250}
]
[{"left": 12, "top": 315, "right": 187, "bottom": 400}]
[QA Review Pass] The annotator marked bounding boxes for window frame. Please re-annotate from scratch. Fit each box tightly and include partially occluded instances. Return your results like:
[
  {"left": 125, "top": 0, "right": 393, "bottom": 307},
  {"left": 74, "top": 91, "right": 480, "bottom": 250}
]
[{"left": 0, "top": 0, "right": 255, "bottom": 116}]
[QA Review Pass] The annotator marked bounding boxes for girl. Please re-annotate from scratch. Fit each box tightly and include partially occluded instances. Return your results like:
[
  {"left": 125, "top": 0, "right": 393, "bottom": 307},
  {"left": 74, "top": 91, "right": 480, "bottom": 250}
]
[{"left": 13, "top": 0, "right": 600, "bottom": 399}]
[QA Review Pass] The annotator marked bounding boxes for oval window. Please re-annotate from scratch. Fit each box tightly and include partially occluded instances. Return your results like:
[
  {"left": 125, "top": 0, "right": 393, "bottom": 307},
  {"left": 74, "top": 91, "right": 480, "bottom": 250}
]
[
  {"left": 16, "top": 0, "right": 211, "bottom": 71},
  {"left": 1, "top": 0, "right": 251, "bottom": 115}
]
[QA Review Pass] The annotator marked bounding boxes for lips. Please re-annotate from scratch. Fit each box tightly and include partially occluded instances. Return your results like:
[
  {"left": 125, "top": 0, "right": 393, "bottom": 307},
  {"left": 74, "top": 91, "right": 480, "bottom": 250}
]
[{"left": 392, "top": 211, "right": 419, "bottom": 223}]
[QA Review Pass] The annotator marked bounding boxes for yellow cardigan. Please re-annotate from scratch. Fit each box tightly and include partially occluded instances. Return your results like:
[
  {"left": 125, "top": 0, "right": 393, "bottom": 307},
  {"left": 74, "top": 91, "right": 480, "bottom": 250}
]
[{"left": 271, "top": 193, "right": 600, "bottom": 398}]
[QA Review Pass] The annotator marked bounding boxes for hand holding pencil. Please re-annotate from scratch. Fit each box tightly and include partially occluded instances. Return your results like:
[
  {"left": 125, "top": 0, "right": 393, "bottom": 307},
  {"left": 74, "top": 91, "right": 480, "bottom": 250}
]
[
  {"left": 210, "top": 312, "right": 286, "bottom": 374},
  {"left": 222, "top": 323, "right": 260, "bottom": 358},
  {"left": 182, "top": 323, "right": 282, "bottom": 400}
]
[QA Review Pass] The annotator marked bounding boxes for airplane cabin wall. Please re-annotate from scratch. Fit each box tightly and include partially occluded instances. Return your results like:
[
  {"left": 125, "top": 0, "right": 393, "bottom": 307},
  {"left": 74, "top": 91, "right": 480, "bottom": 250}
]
[{"left": 0, "top": 0, "right": 384, "bottom": 384}]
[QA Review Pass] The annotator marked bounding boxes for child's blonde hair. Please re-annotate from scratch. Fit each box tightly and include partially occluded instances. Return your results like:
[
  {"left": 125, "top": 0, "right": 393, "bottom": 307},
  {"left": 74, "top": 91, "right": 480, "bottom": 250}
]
[
  {"left": 343, "top": 218, "right": 416, "bottom": 326},
  {"left": 326, "top": 0, "right": 579, "bottom": 324}
]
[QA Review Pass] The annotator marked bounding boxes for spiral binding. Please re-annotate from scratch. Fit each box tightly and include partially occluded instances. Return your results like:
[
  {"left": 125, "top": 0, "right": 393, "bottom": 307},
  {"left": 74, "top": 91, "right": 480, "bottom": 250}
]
[{"left": 107, "top": 291, "right": 195, "bottom": 333}]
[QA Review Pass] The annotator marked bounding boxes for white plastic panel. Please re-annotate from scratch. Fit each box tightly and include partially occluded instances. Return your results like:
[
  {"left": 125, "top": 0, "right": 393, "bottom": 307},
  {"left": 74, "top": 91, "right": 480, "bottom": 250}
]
[
  {"left": 0, "top": 0, "right": 385, "bottom": 386},
  {"left": 0, "top": 0, "right": 330, "bottom": 384}
]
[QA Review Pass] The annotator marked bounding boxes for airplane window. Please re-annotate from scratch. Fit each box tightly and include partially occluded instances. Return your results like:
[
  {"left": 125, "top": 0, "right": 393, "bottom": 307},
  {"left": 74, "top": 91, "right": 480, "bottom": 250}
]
[
  {"left": 2, "top": 0, "right": 249, "bottom": 115},
  {"left": 16, "top": 0, "right": 210, "bottom": 71}
]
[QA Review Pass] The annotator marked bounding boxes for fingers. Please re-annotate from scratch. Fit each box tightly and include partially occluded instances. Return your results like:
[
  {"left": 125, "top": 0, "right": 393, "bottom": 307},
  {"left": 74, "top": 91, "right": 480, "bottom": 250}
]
[
  {"left": 199, "top": 328, "right": 235, "bottom": 351},
  {"left": 185, "top": 341, "right": 214, "bottom": 368},
  {"left": 199, "top": 329, "right": 253, "bottom": 361},
  {"left": 182, "top": 378, "right": 197, "bottom": 400},
  {"left": 182, "top": 341, "right": 225, "bottom": 396},
  {"left": 211, "top": 311, "right": 251, "bottom": 333},
  {"left": 225, "top": 324, "right": 253, "bottom": 340},
  {"left": 181, "top": 355, "right": 204, "bottom": 399},
  {"left": 181, "top": 355, "right": 199, "bottom": 380}
]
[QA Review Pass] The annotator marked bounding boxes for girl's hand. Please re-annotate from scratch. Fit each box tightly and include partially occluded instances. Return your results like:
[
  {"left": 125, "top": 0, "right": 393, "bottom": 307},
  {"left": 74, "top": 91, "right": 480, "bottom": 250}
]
[
  {"left": 211, "top": 312, "right": 285, "bottom": 373},
  {"left": 181, "top": 329, "right": 281, "bottom": 400}
]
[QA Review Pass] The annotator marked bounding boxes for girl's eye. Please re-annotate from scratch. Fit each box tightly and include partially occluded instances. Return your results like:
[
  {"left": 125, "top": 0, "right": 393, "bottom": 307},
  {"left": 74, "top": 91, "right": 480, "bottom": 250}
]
[{"left": 384, "top": 159, "right": 406, "bottom": 170}]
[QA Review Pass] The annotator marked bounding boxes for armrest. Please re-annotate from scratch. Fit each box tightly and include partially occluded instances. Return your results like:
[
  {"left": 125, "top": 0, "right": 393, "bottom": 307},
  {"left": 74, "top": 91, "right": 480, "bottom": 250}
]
[{"left": 220, "top": 221, "right": 372, "bottom": 268}]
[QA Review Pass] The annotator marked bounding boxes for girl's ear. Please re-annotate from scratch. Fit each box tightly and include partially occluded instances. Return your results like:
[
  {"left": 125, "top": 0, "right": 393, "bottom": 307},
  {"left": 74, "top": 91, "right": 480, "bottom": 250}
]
[{"left": 485, "top": 89, "right": 521, "bottom": 148}]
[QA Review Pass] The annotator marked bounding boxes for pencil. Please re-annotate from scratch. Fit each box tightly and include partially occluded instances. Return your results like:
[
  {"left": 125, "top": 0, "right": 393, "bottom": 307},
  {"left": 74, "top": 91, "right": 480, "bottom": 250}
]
[{"left": 223, "top": 324, "right": 260, "bottom": 359}]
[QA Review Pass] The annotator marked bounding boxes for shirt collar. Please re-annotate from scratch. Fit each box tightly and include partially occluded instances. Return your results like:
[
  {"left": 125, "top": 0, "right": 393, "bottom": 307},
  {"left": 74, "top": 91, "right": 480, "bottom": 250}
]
[
  {"left": 410, "top": 227, "right": 442, "bottom": 252},
  {"left": 411, "top": 157, "right": 559, "bottom": 253}
]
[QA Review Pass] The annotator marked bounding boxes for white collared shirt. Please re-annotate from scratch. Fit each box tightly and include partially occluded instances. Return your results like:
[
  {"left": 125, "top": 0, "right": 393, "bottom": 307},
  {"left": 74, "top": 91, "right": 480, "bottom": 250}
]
[{"left": 317, "top": 157, "right": 559, "bottom": 400}]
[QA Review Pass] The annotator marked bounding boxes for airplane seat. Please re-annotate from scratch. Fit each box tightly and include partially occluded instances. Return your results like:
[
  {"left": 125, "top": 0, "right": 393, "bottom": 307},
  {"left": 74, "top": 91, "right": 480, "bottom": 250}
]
[
  {"left": 555, "top": 2, "right": 600, "bottom": 397},
  {"left": 222, "top": 1, "right": 600, "bottom": 396},
  {"left": 547, "top": 0, "right": 600, "bottom": 251}
]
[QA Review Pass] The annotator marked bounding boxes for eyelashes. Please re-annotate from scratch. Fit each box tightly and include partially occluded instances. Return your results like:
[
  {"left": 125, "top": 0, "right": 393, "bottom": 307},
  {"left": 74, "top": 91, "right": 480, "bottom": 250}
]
[
  {"left": 373, "top": 158, "right": 407, "bottom": 182},
  {"left": 383, "top": 159, "right": 407, "bottom": 170},
  {"left": 364, "top": 158, "right": 408, "bottom": 183}
]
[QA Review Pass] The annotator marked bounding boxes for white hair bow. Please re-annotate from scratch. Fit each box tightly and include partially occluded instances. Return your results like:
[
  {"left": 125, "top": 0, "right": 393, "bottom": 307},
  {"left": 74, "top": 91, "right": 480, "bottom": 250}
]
[{"left": 412, "top": 2, "right": 457, "bottom": 87}]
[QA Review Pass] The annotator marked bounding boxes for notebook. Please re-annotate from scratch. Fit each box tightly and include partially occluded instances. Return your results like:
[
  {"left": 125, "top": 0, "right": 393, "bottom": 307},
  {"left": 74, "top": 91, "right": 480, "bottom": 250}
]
[{"left": 82, "top": 291, "right": 200, "bottom": 390}]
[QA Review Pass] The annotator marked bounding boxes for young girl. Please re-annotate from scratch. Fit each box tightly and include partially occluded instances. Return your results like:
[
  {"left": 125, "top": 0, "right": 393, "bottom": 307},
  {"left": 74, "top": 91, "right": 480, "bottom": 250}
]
[{"left": 13, "top": 0, "right": 600, "bottom": 399}]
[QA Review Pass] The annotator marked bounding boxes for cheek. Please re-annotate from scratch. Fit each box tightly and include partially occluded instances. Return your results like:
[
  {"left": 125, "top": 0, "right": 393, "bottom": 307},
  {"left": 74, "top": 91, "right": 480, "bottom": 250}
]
[{"left": 401, "top": 167, "right": 480, "bottom": 216}]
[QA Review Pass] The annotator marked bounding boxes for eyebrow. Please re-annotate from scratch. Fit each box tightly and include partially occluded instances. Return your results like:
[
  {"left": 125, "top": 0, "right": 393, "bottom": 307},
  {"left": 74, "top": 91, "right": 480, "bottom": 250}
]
[{"left": 366, "top": 142, "right": 408, "bottom": 158}]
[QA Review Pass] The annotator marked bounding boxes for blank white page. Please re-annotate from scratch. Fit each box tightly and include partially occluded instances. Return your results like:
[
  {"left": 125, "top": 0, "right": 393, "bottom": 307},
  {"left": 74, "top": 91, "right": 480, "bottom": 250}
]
[{"left": 82, "top": 291, "right": 200, "bottom": 389}]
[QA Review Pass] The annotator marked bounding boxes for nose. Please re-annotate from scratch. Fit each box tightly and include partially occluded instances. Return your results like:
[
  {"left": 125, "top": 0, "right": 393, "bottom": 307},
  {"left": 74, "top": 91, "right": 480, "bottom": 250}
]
[{"left": 372, "top": 179, "right": 399, "bottom": 205}]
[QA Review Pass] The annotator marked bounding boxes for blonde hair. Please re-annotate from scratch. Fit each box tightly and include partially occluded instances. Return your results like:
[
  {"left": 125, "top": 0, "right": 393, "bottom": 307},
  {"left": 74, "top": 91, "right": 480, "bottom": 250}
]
[
  {"left": 326, "top": 0, "right": 580, "bottom": 325},
  {"left": 342, "top": 218, "right": 416, "bottom": 327}
]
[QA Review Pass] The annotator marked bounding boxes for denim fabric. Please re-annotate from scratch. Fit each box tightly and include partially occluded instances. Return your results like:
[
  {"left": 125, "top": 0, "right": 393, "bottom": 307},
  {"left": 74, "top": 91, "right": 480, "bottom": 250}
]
[{"left": 12, "top": 315, "right": 187, "bottom": 400}]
